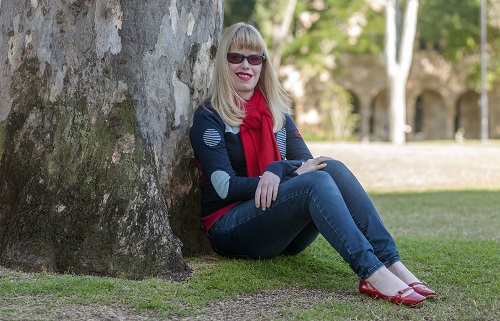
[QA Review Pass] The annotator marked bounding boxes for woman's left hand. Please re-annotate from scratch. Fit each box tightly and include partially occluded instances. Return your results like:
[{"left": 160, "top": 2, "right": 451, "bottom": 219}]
[
  {"left": 255, "top": 171, "right": 280, "bottom": 211},
  {"left": 295, "top": 156, "right": 333, "bottom": 175}
]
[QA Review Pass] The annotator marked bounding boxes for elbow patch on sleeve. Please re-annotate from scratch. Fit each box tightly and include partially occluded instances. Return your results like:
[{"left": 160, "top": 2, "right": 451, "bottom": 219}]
[
  {"left": 203, "top": 128, "right": 221, "bottom": 147},
  {"left": 211, "top": 170, "right": 230, "bottom": 199}
]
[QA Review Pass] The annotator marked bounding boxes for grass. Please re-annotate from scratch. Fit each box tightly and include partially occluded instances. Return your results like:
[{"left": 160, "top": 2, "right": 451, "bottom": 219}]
[{"left": 1, "top": 188, "right": 499, "bottom": 320}]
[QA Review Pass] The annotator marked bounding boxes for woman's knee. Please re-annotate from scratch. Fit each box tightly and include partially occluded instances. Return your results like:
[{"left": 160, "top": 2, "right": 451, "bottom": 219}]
[
  {"left": 301, "top": 170, "right": 333, "bottom": 185},
  {"left": 322, "top": 159, "right": 350, "bottom": 176},
  {"left": 297, "top": 171, "right": 339, "bottom": 195},
  {"left": 325, "top": 159, "right": 347, "bottom": 170}
]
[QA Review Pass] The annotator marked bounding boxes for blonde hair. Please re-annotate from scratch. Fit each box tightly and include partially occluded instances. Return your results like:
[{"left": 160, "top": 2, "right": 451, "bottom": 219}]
[{"left": 210, "top": 22, "right": 292, "bottom": 132}]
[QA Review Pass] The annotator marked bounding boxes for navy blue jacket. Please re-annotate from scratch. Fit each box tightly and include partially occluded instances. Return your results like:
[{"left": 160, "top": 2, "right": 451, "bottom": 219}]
[{"left": 189, "top": 101, "right": 313, "bottom": 219}]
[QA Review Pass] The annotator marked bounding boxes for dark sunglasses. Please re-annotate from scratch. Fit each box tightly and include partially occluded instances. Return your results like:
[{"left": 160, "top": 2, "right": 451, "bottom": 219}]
[{"left": 227, "top": 52, "right": 266, "bottom": 65}]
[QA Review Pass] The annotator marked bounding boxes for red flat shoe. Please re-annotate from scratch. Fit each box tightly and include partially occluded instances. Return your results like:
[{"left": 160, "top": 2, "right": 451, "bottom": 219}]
[
  {"left": 359, "top": 280, "right": 426, "bottom": 307},
  {"left": 409, "top": 281, "right": 437, "bottom": 298}
]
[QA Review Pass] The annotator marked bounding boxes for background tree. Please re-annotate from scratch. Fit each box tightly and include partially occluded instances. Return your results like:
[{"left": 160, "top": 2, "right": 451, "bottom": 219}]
[
  {"left": 223, "top": 0, "right": 302, "bottom": 69},
  {"left": 313, "top": 82, "right": 360, "bottom": 140},
  {"left": 385, "top": 0, "right": 419, "bottom": 144},
  {"left": 276, "top": 0, "right": 384, "bottom": 70},
  {"left": 0, "top": 0, "right": 222, "bottom": 279},
  {"left": 253, "top": 0, "right": 298, "bottom": 69},
  {"left": 224, "top": 0, "right": 256, "bottom": 27},
  {"left": 269, "top": 0, "right": 382, "bottom": 138},
  {"left": 418, "top": 0, "right": 500, "bottom": 89}
]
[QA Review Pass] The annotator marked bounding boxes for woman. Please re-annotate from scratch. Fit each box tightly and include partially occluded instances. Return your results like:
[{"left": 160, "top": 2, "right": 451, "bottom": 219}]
[{"left": 189, "top": 22, "right": 436, "bottom": 306}]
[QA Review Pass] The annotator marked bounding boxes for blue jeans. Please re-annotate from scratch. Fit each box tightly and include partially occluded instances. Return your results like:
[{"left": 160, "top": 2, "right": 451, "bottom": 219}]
[{"left": 207, "top": 160, "right": 400, "bottom": 279}]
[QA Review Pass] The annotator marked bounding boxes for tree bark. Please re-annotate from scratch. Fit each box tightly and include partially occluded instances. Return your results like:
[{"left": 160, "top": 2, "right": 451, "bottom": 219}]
[
  {"left": 0, "top": 0, "right": 222, "bottom": 279},
  {"left": 385, "top": 0, "right": 418, "bottom": 144}
]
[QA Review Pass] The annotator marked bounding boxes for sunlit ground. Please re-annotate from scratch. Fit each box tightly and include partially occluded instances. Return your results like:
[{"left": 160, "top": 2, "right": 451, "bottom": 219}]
[{"left": 308, "top": 140, "right": 500, "bottom": 191}]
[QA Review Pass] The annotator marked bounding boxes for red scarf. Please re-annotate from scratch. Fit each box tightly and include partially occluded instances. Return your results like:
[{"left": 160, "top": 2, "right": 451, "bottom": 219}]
[{"left": 240, "top": 87, "right": 281, "bottom": 177}]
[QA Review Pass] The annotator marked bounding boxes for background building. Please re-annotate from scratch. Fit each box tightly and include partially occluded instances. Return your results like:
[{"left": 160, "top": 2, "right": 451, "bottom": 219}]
[{"left": 296, "top": 50, "right": 500, "bottom": 141}]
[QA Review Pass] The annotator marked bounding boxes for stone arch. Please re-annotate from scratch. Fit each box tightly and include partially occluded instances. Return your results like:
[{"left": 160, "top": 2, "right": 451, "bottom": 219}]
[
  {"left": 412, "top": 89, "right": 447, "bottom": 140},
  {"left": 347, "top": 90, "right": 361, "bottom": 114},
  {"left": 370, "top": 90, "right": 389, "bottom": 141},
  {"left": 346, "top": 90, "right": 362, "bottom": 135},
  {"left": 456, "top": 90, "right": 480, "bottom": 139}
]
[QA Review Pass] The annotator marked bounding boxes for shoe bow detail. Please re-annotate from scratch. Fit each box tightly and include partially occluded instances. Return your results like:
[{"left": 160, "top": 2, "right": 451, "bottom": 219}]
[{"left": 408, "top": 281, "right": 437, "bottom": 298}]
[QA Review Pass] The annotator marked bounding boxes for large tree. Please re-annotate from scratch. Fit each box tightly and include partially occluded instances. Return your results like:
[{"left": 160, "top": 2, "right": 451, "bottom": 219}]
[{"left": 0, "top": 0, "right": 222, "bottom": 279}]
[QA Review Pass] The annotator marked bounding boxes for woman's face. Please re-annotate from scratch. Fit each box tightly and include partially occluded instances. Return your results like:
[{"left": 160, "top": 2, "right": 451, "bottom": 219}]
[{"left": 227, "top": 46, "right": 263, "bottom": 100}]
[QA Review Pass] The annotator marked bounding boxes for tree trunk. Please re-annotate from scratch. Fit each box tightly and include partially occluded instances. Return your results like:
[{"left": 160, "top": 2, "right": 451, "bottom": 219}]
[
  {"left": 385, "top": 0, "right": 418, "bottom": 144},
  {"left": 0, "top": 0, "right": 222, "bottom": 279},
  {"left": 271, "top": 0, "right": 297, "bottom": 69}
]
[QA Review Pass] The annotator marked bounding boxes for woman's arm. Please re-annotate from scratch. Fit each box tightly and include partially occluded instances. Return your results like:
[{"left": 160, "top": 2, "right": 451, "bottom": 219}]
[
  {"left": 190, "top": 107, "right": 259, "bottom": 203},
  {"left": 283, "top": 115, "right": 314, "bottom": 161},
  {"left": 281, "top": 115, "right": 333, "bottom": 175}
]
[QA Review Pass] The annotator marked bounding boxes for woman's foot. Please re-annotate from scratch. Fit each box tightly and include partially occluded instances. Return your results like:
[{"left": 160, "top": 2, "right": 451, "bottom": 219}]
[
  {"left": 387, "top": 262, "right": 437, "bottom": 298},
  {"left": 365, "top": 267, "right": 410, "bottom": 296},
  {"left": 359, "top": 280, "right": 426, "bottom": 307},
  {"left": 409, "top": 281, "right": 437, "bottom": 298},
  {"left": 360, "top": 267, "right": 426, "bottom": 306},
  {"left": 387, "top": 261, "right": 420, "bottom": 284}
]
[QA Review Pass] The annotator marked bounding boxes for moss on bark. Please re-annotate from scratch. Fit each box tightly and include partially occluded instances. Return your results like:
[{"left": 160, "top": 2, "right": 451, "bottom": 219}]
[
  {"left": 0, "top": 120, "right": 5, "bottom": 157},
  {"left": 0, "top": 58, "right": 187, "bottom": 279}
]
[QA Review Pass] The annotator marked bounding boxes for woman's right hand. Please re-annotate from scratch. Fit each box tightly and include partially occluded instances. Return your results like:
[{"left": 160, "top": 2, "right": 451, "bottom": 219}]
[
  {"left": 255, "top": 171, "right": 280, "bottom": 211},
  {"left": 295, "top": 156, "right": 333, "bottom": 175}
]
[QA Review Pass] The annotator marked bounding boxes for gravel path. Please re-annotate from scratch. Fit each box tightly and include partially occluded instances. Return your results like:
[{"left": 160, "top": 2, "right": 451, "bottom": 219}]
[{"left": 308, "top": 142, "right": 500, "bottom": 190}]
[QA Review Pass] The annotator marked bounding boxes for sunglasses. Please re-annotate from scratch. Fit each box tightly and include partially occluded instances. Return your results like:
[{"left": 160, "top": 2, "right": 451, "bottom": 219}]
[{"left": 227, "top": 52, "right": 266, "bottom": 65}]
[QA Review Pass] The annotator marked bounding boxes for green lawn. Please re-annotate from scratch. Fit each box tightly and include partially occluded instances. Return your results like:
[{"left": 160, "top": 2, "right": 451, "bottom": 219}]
[{"left": 1, "top": 188, "right": 499, "bottom": 320}]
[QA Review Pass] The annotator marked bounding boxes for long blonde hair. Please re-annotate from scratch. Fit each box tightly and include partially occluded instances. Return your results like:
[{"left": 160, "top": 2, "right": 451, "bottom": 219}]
[{"left": 210, "top": 22, "right": 292, "bottom": 132}]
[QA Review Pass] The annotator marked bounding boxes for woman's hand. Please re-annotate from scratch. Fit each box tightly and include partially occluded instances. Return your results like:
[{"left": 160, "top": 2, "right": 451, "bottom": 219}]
[
  {"left": 295, "top": 156, "right": 333, "bottom": 175},
  {"left": 255, "top": 171, "right": 280, "bottom": 211}
]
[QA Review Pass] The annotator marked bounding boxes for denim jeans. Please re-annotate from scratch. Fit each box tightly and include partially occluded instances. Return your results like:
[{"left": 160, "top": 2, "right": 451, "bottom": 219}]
[{"left": 207, "top": 160, "right": 400, "bottom": 279}]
